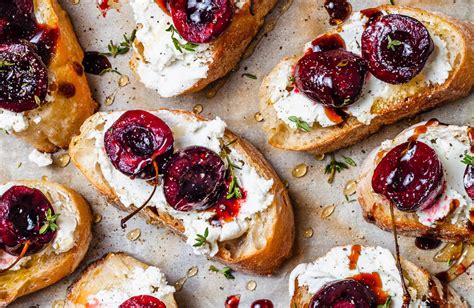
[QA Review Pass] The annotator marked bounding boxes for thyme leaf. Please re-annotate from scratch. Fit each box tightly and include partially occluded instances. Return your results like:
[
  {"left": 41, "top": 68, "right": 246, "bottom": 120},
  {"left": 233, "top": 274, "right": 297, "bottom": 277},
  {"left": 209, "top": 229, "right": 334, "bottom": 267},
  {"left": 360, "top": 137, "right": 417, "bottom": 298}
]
[
  {"left": 461, "top": 154, "right": 474, "bottom": 165},
  {"left": 387, "top": 35, "right": 402, "bottom": 51},
  {"left": 39, "top": 208, "right": 59, "bottom": 235},
  {"left": 209, "top": 265, "right": 235, "bottom": 279},
  {"left": 288, "top": 116, "right": 311, "bottom": 132},
  {"left": 193, "top": 227, "right": 209, "bottom": 247},
  {"left": 166, "top": 25, "right": 198, "bottom": 53},
  {"left": 102, "top": 29, "right": 137, "bottom": 58}
]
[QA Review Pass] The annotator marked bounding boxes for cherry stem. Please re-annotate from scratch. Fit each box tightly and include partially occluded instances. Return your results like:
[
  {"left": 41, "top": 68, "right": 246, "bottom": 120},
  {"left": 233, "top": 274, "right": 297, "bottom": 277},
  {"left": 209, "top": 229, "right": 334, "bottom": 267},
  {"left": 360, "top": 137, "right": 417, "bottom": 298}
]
[
  {"left": 389, "top": 204, "right": 412, "bottom": 305},
  {"left": 121, "top": 160, "right": 159, "bottom": 229},
  {"left": 0, "top": 240, "right": 30, "bottom": 273}
]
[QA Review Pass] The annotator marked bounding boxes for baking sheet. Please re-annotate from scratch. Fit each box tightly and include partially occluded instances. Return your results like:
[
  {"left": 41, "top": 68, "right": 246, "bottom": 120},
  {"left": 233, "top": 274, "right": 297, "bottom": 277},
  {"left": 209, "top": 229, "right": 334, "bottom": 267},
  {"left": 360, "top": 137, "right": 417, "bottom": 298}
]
[{"left": 2, "top": 0, "right": 473, "bottom": 306}]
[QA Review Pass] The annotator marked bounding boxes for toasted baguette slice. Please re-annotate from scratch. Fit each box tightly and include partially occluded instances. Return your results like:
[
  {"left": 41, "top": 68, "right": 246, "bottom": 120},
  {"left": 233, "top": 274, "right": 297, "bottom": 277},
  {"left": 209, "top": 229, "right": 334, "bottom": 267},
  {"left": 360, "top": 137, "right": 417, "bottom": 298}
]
[
  {"left": 290, "top": 245, "right": 468, "bottom": 307},
  {"left": 0, "top": 180, "right": 92, "bottom": 306},
  {"left": 69, "top": 109, "right": 294, "bottom": 275},
  {"left": 357, "top": 122, "right": 473, "bottom": 242},
  {"left": 129, "top": 0, "right": 277, "bottom": 97},
  {"left": 8, "top": 0, "right": 97, "bottom": 152},
  {"left": 65, "top": 252, "right": 177, "bottom": 307},
  {"left": 259, "top": 5, "right": 474, "bottom": 153}
]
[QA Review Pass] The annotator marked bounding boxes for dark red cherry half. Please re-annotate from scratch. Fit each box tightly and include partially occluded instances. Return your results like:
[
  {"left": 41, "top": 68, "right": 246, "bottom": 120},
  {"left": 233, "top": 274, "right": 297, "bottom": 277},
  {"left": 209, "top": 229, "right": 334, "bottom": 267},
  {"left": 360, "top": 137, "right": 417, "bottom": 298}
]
[
  {"left": 464, "top": 165, "right": 474, "bottom": 200},
  {"left": 310, "top": 280, "right": 377, "bottom": 308},
  {"left": 163, "top": 146, "right": 226, "bottom": 212},
  {"left": 119, "top": 295, "right": 166, "bottom": 308},
  {"left": 251, "top": 299, "right": 274, "bottom": 308},
  {"left": 0, "top": 185, "right": 56, "bottom": 256},
  {"left": 361, "top": 14, "right": 434, "bottom": 84},
  {"left": 104, "top": 110, "right": 174, "bottom": 180},
  {"left": 169, "top": 0, "right": 233, "bottom": 43},
  {"left": 0, "top": 42, "right": 48, "bottom": 112},
  {"left": 294, "top": 49, "right": 368, "bottom": 108},
  {"left": 372, "top": 141, "right": 444, "bottom": 212}
]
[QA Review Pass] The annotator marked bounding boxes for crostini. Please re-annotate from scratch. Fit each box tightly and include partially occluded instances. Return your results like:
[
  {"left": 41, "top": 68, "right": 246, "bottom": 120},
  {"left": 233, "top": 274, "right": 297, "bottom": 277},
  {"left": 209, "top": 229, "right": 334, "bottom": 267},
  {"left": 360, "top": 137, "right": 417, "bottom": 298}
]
[
  {"left": 259, "top": 5, "right": 474, "bottom": 153},
  {"left": 129, "top": 0, "right": 277, "bottom": 97},
  {"left": 69, "top": 109, "right": 294, "bottom": 275},
  {"left": 0, "top": 0, "right": 97, "bottom": 152},
  {"left": 358, "top": 120, "right": 473, "bottom": 243},
  {"left": 65, "top": 252, "right": 177, "bottom": 307},
  {"left": 0, "top": 180, "right": 92, "bottom": 306},
  {"left": 290, "top": 245, "right": 468, "bottom": 307}
]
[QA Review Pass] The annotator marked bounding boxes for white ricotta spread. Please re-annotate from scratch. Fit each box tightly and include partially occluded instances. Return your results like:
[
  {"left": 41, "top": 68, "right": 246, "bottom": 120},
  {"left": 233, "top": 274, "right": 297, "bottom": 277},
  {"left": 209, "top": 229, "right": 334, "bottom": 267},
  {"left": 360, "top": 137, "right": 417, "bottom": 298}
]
[
  {"left": 87, "top": 111, "right": 274, "bottom": 256},
  {"left": 28, "top": 149, "right": 53, "bottom": 167},
  {"left": 0, "top": 182, "right": 78, "bottom": 271},
  {"left": 269, "top": 11, "right": 453, "bottom": 129},
  {"left": 0, "top": 109, "right": 29, "bottom": 133},
  {"left": 87, "top": 265, "right": 175, "bottom": 306},
  {"left": 379, "top": 122, "right": 472, "bottom": 227},
  {"left": 289, "top": 245, "right": 425, "bottom": 307}
]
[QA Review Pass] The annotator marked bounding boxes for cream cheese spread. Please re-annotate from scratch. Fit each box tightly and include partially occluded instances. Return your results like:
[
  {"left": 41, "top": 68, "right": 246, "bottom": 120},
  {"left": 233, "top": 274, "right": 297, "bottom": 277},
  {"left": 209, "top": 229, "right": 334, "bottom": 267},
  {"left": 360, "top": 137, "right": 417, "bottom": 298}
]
[
  {"left": 87, "top": 110, "right": 274, "bottom": 256},
  {"left": 269, "top": 11, "right": 453, "bottom": 129}
]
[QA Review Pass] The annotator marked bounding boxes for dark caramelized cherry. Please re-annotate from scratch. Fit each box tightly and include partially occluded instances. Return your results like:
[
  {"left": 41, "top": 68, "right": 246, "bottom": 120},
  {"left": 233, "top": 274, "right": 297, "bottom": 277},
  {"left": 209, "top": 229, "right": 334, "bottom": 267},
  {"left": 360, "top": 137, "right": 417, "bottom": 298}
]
[
  {"left": 0, "top": 42, "right": 48, "bottom": 112},
  {"left": 464, "top": 165, "right": 474, "bottom": 200},
  {"left": 170, "top": 0, "right": 233, "bottom": 43},
  {"left": 104, "top": 110, "right": 174, "bottom": 180},
  {"left": 294, "top": 49, "right": 368, "bottom": 108},
  {"left": 308, "top": 33, "right": 345, "bottom": 53},
  {"left": 372, "top": 141, "right": 444, "bottom": 212},
  {"left": 0, "top": 186, "right": 56, "bottom": 256},
  {"left": 119, "top": 295, "right": 166, "bottom": 308},
  {"left": 251, "top": 299, "right": 273, "bottom": 308},
  {"left": 82, "top": 51, "right": 112, "bottom": 75},
  {"left": 310, "top": 280, "right": 377, "bottom": 308},
  {"left": 163, "top": 146, "right": 226, "bottom": 212},
  {"left": 361, "top": 14, "right": 434, "bottom": 84},
  {"left": 324, "top": 0, "right": 352, "bottom": 26}
]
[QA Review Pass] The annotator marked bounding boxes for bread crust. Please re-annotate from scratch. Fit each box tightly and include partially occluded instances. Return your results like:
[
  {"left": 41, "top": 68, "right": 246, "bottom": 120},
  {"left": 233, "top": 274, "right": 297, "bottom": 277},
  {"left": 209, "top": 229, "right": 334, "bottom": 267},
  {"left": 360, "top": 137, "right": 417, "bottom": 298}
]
[
  {"left": 65, "top": 252, "right": 178, "bottom": 307},
  {"left": 290, "top": 255, "right": 469, "bottom": 307},
  {"left": 69, "top": 109, "right": 294, "bottom": 275},
  {"left": 357, "top": 144, "right": 474, "bottom": 243},
  {"left": 259, "top": 5, "right": 474, "bottom": 153},
  {"left": 130, "top": 0, "right": 278, "bottom": 96},
  {"left": 0, "top": 180, "right": 92, "bottom": 306},
  {"left": 13, "top": 0, "right": 97, "bottom": 152}
]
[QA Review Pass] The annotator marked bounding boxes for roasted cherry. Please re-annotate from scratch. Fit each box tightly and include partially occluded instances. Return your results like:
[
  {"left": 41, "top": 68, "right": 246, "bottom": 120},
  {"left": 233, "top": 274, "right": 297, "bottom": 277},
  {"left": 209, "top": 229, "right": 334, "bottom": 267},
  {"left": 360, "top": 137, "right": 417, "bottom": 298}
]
[
  {"left": 361, "top": 14, "right": 434, "bottom": 84},
  {"left": 251, "top": 299, "right": 274, "bottom": 308},
  {"left": 372, "top": 141, "right": 444, "bottom": 211},
  {"left": 119, "top": 295, "right": 166, "bottom": 308},
  {"left": 0, "top": 185, "right": 56, "bottom": 256},
  {"left": 0, "top": 42, "right": 48, "bottom": 112},
  {"left": 163, "top": 146, "right": 226, "bottom": 212},
  {"left": 104, "top": 110, "right": 174, "bottom": 180},
  {"left": 310, "top": 280, "right": 377, "bottom": 308},
  {"left": 464, "top": 164, "right": 474, "bottom": 200},
  {"left": 294, "top": 49, "right": 367, "bottom": 108},
  {"left": 169, "top": 0, "right": 233, "bottom": 43}
]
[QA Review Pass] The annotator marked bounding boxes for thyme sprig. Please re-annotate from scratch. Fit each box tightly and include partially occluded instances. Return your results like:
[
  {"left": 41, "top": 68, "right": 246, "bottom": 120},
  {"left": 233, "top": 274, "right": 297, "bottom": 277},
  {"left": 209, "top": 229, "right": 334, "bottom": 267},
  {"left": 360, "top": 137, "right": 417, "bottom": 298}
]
[
  {"left": 165, "top": 25, "right": 198, "bottom": 53},
  {"left": 221, "top": 140, "right": 243, "bottom": 200},
  {"left": 387, "top": 35, "right": 402, "bottom": 51},
  {"left": 324, "top": 155, "right": 356, "bottom": 183},
  {"left": 39, "top": 208, "right": 59, "bottom": 235},
  {"left": 193, "top": 227, "right": 209, "bottom": 247},
  {"left": 461, "top": 153, "right": 474, "bottom": 165},
  {"left": 377, "top": 296, "right": 392, "bottom": 308},
  {"left": 288, "top": 116, "right": 311, "bottom": 132},
  {"left": 102, "top": 29, "right": 137, "bottom": 58},
  {"left": 209, "top": 265, "right": 235, "bottom": 279}
]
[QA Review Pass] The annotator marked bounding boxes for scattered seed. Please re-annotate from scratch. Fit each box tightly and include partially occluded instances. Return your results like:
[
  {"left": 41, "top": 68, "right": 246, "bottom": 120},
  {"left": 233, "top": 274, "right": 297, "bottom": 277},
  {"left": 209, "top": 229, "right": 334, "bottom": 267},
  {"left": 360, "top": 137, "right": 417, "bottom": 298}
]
[
  {"left": 292, "top": 163, "right": 308, "bottom": 178},
  {"left": 127, "top": 228, "right": 141, "bottom": 241},
  {"left": 193, "top": 104, "right": 203, "bottom": 114},
  {"left": 105, "top": 92, "right": 116, "bottom": 106},
  {"left": 174, "top": 276, "right": 187, "bottom": 291},
  {"left": 41, "top": 175, "right": 48, "bottom": 181},
  {"left": 303, "top": 228, "right": 314, "bottom": 238},
  {"left": 93, "top": 213, "right": 102, "bottom": 223},
  {"left": 343, "top": 180, "right": 357, "bottom": 197},
  {"left": 246, "top": 280, "right": 257, "bottom": 291},
  {"left": 187, "top": 266, "right": 199, "bottom": 277},
  {"left": 52, "top": 300, "right": 65, "bottom": 308},
  {"left": 321, "top": 204, "right": 335, "bottom": 218},
  {"left": 118, "top": 75, "right": 130, "bottom": 87},
  {"left": 254, "top": 112, "right": 263, "bottom": 122},
  {"left": 314, "top": 153, "right": 325, "bottom": 161},
  {"left": 55, "top": 153, "right": 71, "bottom": 168}
]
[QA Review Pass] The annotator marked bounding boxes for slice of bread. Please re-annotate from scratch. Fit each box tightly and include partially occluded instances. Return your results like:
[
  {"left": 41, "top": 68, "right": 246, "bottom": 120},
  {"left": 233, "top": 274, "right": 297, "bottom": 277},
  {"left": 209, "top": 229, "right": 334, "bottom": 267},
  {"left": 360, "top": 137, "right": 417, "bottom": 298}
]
[
  {"left": 290, "top": 246, "right": 468, "bottom": 307},
  {"left": 0, "top": 180, "right": 92, "bottom": 306},
  {"left": 11, "top": 0, "right": 97, "bottom": 152},
  {"left": 259, "top": 5, "right": 474, "bottom": 153},
  {"left": 129, "top": 0, "right": 278, "bottom": 97},
  {"left": 357, "top": 122, "right": 473, "bottom": 243},
  {"left": 69, "top": 109, "right": 294, "bottom": 275},
  {"left": 65, "top": 252, "right": 177, "bottom": 307}
]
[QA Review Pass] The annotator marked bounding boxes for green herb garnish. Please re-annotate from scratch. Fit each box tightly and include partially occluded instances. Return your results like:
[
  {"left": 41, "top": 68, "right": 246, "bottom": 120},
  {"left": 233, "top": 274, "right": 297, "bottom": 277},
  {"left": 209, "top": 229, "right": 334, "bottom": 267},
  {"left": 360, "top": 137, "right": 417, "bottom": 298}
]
[
  {"left": 39, "top": 208, "right": 59, "bottom": 235},
  {"left": 193, "top": 227, "right": 209, "bottom": 247},
  {"left": 377, "top": 296, "right": 392, "bottom": 308},
  {"left": 324, "top": 155, "right": 352, "bottom": 183},
  {"left": 34, "top": 95, "right": 41, "bottom": 106},
  {"left": 99, "top": 67, "right": 122, "bottom": 76},
  {"left": 288, "top": 75, "right": 295, "bottom": 83},
  {"left": 387, "top": 35, "right": 402, "bottom": 51},
  {"left": 102, "top": 29, "right": 137, "bottom": 57},
  {"left": 209, "top": 265, "right": 235, "bottom": 279},
  {"left": 0, "top": 59, "right": 14, "bottom": 68},
  {"left": 343, "top": 155, "right": 357, "bottom": 167},
  {"left": 461, "top": 153, "right": 474, "bottom": 165},
  {"left": 166, "top": 25, "right": 198, "bottom": 53},
  {"left": 389, "top": 0, "right": 395, "bottom": 4},
  {"left": 288, "top": 116, "right": 311, "bottom": 132},
  {"left": 242, "top": 73, "right": 257, "bottom": 79},
  {"left": 220, "top": 140, "right": 243, "bottom": 200}
]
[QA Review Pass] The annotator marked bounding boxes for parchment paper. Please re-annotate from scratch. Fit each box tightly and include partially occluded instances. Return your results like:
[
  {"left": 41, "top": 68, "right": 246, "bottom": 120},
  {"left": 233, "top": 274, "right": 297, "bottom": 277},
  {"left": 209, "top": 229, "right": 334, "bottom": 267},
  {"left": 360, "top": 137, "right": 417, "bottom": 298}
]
[{"left": 2, "top": 0, "right": 473, "bottom": 306}]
